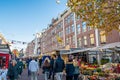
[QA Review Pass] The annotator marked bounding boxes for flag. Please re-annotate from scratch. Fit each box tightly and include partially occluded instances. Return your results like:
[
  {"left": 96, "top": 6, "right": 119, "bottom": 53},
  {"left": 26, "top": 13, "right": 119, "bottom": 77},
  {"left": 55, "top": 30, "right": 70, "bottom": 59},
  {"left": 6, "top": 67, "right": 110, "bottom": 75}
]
[{"left": 56, "top": 35, "right": 62, "bottom": 43}]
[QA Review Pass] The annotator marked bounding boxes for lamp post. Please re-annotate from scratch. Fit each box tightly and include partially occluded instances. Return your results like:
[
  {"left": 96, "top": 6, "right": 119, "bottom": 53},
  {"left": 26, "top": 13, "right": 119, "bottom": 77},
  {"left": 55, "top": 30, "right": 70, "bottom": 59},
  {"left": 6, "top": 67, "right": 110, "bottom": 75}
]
[{"left": 56, "top": 0, "right": 60, "bottom": 4}]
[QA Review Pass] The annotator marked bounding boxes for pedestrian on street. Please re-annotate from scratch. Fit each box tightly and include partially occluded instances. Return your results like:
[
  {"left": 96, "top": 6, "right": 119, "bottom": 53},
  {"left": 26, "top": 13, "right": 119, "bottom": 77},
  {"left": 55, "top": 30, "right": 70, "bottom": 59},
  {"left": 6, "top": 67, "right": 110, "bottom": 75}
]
[
  {"left": 66, "top": 55, "right": 75, "bottom": 80},
  {"left": 49, "top": 55, "right": 56, "bottom": 80},
  {"left": 54, "top": 51, "right": 65, "bottom": 80},
  {"left": 26, "top": 57, "right": 32, "bottom": 76},
  {"left": 42, "top": 58, "right": 50, "bottom": 80},
  {"left": 17, "top": 58, "right": 24, "bottom": 78},
  {"left": 73, "top": 57, "right": 80, "bottom": 80},
  {"left": 39, "top": 58, "right": 42, "bottom": 68},
  {"left": 29, "top": 57, "right": 39, "bottom": 80},
  {"left": 7, "top": 60, "right": 19, "bottom": 80}
]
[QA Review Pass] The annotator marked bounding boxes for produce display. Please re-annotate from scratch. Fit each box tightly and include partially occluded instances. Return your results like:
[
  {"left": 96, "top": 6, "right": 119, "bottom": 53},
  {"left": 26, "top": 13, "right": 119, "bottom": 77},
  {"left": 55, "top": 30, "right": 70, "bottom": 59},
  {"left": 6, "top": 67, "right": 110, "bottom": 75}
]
[{"left": 79, "top": 63, "right": 120, "bottom": 80}]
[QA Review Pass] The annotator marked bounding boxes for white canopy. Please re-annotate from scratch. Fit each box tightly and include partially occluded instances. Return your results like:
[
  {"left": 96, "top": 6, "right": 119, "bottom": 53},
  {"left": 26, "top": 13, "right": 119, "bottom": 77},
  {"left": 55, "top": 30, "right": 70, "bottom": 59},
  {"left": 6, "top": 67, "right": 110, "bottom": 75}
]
[{"left": 100, "top": 42, "right": 120, "bottom": 49}]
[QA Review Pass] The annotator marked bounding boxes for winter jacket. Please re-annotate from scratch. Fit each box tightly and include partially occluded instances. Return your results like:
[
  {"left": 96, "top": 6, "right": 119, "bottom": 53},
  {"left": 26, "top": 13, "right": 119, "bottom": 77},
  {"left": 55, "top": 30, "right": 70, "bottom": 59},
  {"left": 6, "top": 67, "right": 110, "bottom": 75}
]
[
  {"left": 29, "top": 60, "right": 39, "bottom": 72},
  {"left": 54, "top": 57, "right": 65, "bottom": 73},
  {"left": 7, "top": 63, "right": 19, "bottom": 79},
  {"left": 66, "top": 62, "right": 75, "bottom": 76},
  {"left": 17, "top": 61, "right": 24, "bottom": 75}
]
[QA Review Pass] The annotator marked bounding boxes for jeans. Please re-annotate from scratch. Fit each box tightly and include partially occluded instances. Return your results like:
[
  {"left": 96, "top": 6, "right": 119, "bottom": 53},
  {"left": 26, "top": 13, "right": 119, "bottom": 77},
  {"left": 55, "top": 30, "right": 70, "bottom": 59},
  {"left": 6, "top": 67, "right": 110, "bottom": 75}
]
[
  {"left": 74, "top": 74, "right": 79, "bottom": 80},
  {"left": 55, "top": 72, "right": 63, "bottom": 80},
  {"left": 44, "top": 72, "right": 49, "bottom": 80},
  {"left": 30, "top": 71, "right": 38, "bottom": 80}
]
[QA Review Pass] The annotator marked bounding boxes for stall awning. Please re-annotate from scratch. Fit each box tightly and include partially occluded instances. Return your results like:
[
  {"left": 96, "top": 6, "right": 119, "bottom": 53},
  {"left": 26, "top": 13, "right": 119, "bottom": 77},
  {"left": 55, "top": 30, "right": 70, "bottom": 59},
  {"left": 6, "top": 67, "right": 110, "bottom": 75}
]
[
  {"left": 100, "top": 42, "right": 120, "bottom": 49},
  {"left": 0, "top": 49, "right": 9, "bottom": 53},
  {"left": 61, "top": 48, "right": 91, "bottom": 55}
]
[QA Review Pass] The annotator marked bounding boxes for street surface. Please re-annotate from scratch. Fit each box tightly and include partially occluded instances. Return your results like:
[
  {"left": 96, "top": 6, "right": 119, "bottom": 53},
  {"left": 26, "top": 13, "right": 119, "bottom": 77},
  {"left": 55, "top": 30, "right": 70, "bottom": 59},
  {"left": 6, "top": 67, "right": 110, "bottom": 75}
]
[
  {"left": 20, "top": 69, "right": 44, "bottom": 80},
  {"left": 20, "top": 69, "right": 66, "bottom": 80}
]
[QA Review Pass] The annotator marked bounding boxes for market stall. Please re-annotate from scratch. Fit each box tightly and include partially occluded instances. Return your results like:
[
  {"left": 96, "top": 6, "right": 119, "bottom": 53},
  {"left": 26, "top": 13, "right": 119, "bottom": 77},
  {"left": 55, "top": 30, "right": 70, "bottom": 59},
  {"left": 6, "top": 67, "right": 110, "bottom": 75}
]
[{"left": 0, "top": 44, "right": 11, "bottom": 68}]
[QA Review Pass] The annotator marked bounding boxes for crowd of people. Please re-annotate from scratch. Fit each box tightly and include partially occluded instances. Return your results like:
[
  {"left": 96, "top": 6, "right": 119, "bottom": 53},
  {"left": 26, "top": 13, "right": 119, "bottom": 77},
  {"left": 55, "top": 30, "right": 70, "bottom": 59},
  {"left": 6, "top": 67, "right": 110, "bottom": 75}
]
[
  {"left": 5, "top": 50, "right": 82, "bottom": 80},
  {"left": 41, "top": 51, "right": 81, "bottom": 80},
  {"left": 4, "top": 51, "right": 120, "bottom": 80}
]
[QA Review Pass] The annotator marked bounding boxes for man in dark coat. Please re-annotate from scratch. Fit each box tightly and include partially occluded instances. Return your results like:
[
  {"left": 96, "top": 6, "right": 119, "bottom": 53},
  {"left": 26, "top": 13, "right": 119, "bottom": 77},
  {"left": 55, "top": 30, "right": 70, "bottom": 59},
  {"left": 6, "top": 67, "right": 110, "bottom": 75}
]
[
  {"left": 54, "top": 51, "right": 65, "bottom": 80},
  {"left": 26, "top": 57, "right": 32, "bottom": 76}
]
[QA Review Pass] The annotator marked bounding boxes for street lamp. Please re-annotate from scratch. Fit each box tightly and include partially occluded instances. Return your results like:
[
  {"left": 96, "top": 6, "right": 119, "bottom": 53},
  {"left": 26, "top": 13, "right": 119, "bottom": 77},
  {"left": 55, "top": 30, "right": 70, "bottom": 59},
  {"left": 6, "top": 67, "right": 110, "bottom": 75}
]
[{"left": 56, "top": 0, "right": 60, "bottom": 4}]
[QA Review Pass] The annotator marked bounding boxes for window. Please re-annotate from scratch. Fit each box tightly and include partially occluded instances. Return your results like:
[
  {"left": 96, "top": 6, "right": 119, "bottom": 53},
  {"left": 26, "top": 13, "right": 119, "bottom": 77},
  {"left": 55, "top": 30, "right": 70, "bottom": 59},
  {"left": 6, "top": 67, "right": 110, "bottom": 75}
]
[
  {"left": 83, "top": 36, "right": 87, "bottom": 45},
  {"left": 88, "top": 26, "right": 92, "bottom": 31},
  {"left": 77, "top": 38, "right": 81, "bottom": 47},
  {"left": 70, "top": 13, "right": 74, "bottom": 21},
  {"left": 68, "top": 15, "right": 70, "bottom": 23},
  {"left": 66, "top": 27, "right": 69, "bottom": 35},
  {"left": 90, "top": 34, "right": 94, "bottom": 45},
  {"left": 66, "top": 38, "right": 69, "bottom": 44},
  {"left": 71, "top": 24, "right": 75, "bottom": 32},
  {"left": 69, "top": 37, "right": 71, "bottom": 44},
  {"left": 100, "top": 31, "right": 106, "bottom": 43},
  {"left": 76, "top": 16, "right": 80, "bottom": 21},
  {"left": 77, "top": 24, "right": 81, "bottom": 34},
  {"left": 65, "top": 17, "right": 68, "bottom": 24},
  {"left": 72, "top": 36, "right": 75, "bottom": 45},
  {"left": 82, "top": 22, "right": 87, "bottom": 32}
]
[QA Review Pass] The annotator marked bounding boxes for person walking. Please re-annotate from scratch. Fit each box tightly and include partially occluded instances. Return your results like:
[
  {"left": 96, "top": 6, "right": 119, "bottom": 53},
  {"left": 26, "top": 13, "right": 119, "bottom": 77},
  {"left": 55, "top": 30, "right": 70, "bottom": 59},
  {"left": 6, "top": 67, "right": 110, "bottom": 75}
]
[
  {"left": 49, "top": 55, "right": 56, "bottom": 80},
  {"left": 29, "top": 57, "right": 39, "bottom": 80},
  {"left": 42, "top": 58, "right": 50, "bottom": 80},
  {"left": 17, "top": 59, "right": 24, "bottom": 78},
  {"left": 26, "top": 57, "right": 32, "bottom": 76},
  {"left": 73, "top": 57, "right": 80, "bottom": 80},
  {"left": 54, "top": 51, "right": 65, "bottom": 80},
  {"left": 7, "top": 60, "right": 19, "bottom": 80},
  {"left": 66, "top": 55, "right": 75, "bottom": 80},
  {"left": 39, "top": 58, "right": 42, "bottom": 68}
]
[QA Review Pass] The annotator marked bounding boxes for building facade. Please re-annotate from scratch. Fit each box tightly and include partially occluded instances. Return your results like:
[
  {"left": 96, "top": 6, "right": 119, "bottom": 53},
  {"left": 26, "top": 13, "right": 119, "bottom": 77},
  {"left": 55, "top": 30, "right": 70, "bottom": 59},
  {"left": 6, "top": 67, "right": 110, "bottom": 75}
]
[
  {"left": 40, "top": 9, "right": 120, "bottom": 54},
  {"left": 25, "top": 40, "right": 35, "bottom": 56},
  {"left": 0, "top": 33, "right": 8, "bottom": 44}
]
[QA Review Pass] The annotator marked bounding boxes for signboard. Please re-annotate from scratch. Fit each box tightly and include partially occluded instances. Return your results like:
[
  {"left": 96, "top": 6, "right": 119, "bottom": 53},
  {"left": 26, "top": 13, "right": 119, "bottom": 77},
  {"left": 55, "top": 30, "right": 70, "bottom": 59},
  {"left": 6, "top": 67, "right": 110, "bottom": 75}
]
[{"left": 0, "top": 44, "right": 8, "bottom": 49}]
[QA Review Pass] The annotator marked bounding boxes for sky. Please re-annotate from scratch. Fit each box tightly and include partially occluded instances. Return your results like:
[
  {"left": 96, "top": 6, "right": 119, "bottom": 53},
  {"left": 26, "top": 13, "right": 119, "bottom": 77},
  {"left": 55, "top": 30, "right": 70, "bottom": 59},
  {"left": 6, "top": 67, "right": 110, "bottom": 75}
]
[{"left": 0, "top": 0, "right": 67, "bottom": 50}]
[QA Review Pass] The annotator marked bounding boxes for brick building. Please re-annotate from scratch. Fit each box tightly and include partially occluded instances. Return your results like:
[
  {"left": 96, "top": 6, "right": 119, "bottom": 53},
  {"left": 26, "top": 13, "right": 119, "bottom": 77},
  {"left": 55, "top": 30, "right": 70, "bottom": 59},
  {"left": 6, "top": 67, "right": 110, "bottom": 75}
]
[
  {"left": 25, "top": 40, "right": 35, "bottom": 56},
  {"left": 40, "top": 9, "right": 120, "bottom": 54}
]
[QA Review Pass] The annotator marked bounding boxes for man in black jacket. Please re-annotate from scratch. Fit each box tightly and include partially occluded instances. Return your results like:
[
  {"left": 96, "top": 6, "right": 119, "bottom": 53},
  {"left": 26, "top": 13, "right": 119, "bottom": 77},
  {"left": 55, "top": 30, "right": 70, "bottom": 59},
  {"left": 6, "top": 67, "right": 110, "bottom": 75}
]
[{"left": 54, "top": 51, "right": 65, "bottom": 80}]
